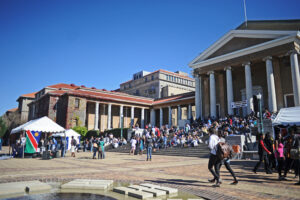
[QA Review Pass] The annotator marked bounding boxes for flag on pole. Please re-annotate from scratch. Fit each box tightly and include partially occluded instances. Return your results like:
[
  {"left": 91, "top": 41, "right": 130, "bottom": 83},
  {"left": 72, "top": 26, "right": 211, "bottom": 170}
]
[{"left": 25, "top": 130, "right": 41, "bottom": 153}]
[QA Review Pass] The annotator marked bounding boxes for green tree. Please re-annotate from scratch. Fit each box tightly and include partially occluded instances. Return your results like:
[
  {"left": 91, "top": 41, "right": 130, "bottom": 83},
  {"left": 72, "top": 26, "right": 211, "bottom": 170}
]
[
  {"left": 0, "top": 117, "right": 7, "bottom": 138},
  {"left": 72, "top": 126, "right": 88, "bottom": 138}
]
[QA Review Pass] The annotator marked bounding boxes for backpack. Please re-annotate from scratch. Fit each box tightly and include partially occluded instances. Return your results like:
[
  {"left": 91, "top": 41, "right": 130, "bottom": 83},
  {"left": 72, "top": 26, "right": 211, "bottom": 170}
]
[
  {"left": 72, "top": 139, "right": 77, "bottom": 146},
  {"left": 216, "top": 142, "right": 233, "bottom": 160}
]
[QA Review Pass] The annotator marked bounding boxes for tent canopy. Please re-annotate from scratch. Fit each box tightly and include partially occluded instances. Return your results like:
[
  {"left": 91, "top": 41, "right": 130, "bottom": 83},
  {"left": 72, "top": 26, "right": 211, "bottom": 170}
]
[
  {"left": 52, "top": 129, "right": 80, "bottom": 138},
  {"left": 11, "top": 116, "right": 65, "bottom": 134},
  {"left": 273, "top": 106, "right": 300, "bottom": 126}
]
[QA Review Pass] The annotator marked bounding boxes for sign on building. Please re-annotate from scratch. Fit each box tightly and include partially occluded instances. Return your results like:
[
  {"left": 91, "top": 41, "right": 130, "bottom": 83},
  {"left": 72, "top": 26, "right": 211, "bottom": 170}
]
[{"left": 231, "top": 100, "right": 248, "bottom": 108}]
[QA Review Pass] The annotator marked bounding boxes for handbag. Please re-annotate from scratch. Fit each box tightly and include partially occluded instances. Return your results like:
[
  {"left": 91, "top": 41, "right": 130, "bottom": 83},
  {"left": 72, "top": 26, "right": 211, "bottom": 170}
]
[{"left": 290, "top": 147, "right": 300, "bottom": 159}]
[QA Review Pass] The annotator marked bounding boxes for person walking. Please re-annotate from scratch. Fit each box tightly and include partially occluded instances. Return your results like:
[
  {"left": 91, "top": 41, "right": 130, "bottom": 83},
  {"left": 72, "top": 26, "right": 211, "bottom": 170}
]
[
  {"left": 207, "top": 128, "right": 222, "bottom": 187},
  {"left": 146, "top": 134, "right": 154, "bottom": 161},
  {"left": 71, "top": 136, "right": 77, "bottom": 157},
  {"left": 275, "top": 133, "right": 285, "bottom": 180},
  {"left": 99, "top": 137, "right": 105, "bottom": 159},
  {"left": 130, "top": 136, "right": 137, "bottom": 155},
  {"left": 92, "top": 138, "right": 98, "bottom": 159},
  {"left": 218, "top": 131, "right": 238, "bottom": 185},
  {"left": 290, "top": 129, "right": 300, "bottom": 185},
  {"left": 253, "top": 134, "right": 272, "bottom": 174}
]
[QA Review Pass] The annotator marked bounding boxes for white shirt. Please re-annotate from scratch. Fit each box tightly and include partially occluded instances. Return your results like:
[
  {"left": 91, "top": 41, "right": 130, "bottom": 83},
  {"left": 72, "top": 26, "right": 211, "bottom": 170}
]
[
  {"left": 130, "top": 139, "right": 137, "bottom": 147},
  {"left": 208, "top": 134, "right": 219, "bottom": 155}
]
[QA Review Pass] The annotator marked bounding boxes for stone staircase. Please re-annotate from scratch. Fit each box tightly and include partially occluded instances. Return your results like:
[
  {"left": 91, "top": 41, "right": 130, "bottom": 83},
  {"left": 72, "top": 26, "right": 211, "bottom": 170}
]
[{"left": 107, "top": 143, "right": 209, "bottom": 158}]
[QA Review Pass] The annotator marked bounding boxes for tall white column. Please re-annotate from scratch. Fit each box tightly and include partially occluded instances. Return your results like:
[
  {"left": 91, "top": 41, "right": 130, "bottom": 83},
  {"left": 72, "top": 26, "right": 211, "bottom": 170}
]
[
  {"left": 107, "top": 103, "right": 112, "bottom": 130},
  {"left": 130, "top": 106, "right": 135, "bottom": 127},
  {"left": 195, "top": 75, "right": 203, "bottom": 120},
  {"left": 225, "top": 67, "right": 234, "bottom": 115},
  {"left": 244, "top": 62, "right": 254, "bottom": 114},
  {"left": 119, "top": 105, "right": 123, "bottom": 128},
  {"left": 94, "top": 102, "right": 99, "bottom": 130},
  {"left": 290, "top": 51, "right": 300, "bottom": 106},
  {"left": 159, "top": 107, "right": 163, "bottom": 128},
  {"left": 141, "top": 108, "right": 145, "bottom": 128},
  {"left": 150, "top": 109, "right": 155, "bottom": 127},
  {"left": 168, "top": 106, "right": 172, "bottom": 127},
  {"left": 208, "top": 71, "right": 216, "bottom": 118},
  {"left": 188, "top": 104, "right": 192, "bottom": 120},
  {"left": 264, "top": 56, "right": 277, "bottom": 112},
  {"left": 177, "top": 105, "right": 181, "bottom": 125}
]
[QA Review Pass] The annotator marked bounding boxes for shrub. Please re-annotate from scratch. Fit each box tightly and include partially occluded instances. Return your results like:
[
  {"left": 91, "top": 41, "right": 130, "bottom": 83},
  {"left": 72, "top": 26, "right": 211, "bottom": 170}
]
[{"left": 85, "top": 129, "right": 100, "bottom": 139}]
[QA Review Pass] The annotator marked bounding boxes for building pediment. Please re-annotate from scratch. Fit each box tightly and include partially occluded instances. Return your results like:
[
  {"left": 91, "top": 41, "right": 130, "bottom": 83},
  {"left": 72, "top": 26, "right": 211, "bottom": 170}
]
[{"left": 189, "top": 30, "right": 297, "bottom": 68}]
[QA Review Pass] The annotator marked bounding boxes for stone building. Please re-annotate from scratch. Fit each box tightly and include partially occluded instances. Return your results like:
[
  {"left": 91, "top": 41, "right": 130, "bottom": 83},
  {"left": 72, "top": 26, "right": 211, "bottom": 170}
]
[
  {"left": 120, "top": 69, "right": 195, "bottom": 99},
  {"left": 17, "top": 92, "right": 36, "bottom": 124},
  {"left": 24, "top": 83, "right": 196, "bottom": 131},
  {"left": 189, "top": 20, "right": 300, "bottom": 119}
]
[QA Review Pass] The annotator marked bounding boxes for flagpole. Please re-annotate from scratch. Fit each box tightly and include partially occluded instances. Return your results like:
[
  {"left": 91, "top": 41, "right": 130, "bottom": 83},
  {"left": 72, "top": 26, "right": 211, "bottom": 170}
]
[
  {"left": 22, "top": 130, "right": 25, "bottom": 159},
  {"left": 243, "top": 0, "right": 248, "bottom": 28}
]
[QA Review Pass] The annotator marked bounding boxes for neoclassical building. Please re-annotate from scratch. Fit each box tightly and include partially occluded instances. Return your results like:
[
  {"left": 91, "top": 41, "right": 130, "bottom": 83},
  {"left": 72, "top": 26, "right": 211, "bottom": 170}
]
[{"left": 189, "top": 20, "right": 300, "bottom": 119}]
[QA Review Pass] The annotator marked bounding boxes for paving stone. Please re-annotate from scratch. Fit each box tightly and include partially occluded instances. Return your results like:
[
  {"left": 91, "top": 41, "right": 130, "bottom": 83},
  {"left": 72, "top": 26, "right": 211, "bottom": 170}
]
[
  {"left": 140, "top": 183, "right": 178, "bottom": 194},
  {"left": 61, "top": 179, "right": 113, "bottom": 190},
  {"left": 128, "top": 185, "right": 167, "bottom": 197},
  {"left": 0, "top": 181, "right": 52, "bottom": 198},
  {"left": 113, "top": 186, "right": 154, "bottom": 199}
]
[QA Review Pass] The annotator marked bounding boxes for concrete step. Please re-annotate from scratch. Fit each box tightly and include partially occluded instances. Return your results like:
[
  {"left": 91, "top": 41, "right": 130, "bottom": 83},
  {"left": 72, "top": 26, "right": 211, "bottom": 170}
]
[
  {"left": 140, "top": 183, "right": 178, "bottom": 195},
  {"left": 128, "top": 185, "right": 167, "bottom": 197},
  {"left": 113, "top": 186, "right": 153, "bottom": 199}
]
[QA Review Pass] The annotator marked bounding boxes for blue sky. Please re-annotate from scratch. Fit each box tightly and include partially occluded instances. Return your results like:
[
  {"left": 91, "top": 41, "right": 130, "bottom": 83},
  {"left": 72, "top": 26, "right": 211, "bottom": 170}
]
[{"left": 0, "top": 0, "right": 299, "bottom": 115}]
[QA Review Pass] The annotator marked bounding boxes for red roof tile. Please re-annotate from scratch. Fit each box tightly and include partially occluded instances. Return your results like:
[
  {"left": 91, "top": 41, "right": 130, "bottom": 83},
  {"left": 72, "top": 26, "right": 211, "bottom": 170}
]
[
  {"left": 47, "top": 83, "right": 80, "bottom": 90},
  {"left": 66, "top": 90, "right": 154, "bottom": 105},
  {"left": 7, "top": 108, "right": 18, "bottom": 112},
  {"left": 153, "top": 92, "right": 195, "bottom": 104},
  {"left": 20, "top": 92, "right": 37, "bottom": 98}
]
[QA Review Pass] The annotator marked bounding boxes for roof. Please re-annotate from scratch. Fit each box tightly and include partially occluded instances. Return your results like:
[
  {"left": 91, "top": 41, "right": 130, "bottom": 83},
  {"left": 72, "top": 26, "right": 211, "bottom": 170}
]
[
  {"left": 20, "top": 92, "right": 37, "bottom": 98},
  {"left": 66, "top": 89, "right": 154, "bottom": 105},
  {"left": 6, "top": 108, "right": 18, "bottom": 113},
  {"left": 47, "top": 83, "right": 80, "bottom": 90},
  {"left": 236, "top": 19, "right": 300, "bottom": 30}
]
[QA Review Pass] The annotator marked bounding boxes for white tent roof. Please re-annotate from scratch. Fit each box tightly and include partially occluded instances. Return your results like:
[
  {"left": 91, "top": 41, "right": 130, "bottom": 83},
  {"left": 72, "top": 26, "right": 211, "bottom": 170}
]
[
  {"left": 273, "top": 106, "right": 300, "bottom": 126},
  {"left": 52, "top": 129, "right": 80, "bottom": 137},
  {"left": 11, "top": 116, "right": 65, "bottom": 134}
]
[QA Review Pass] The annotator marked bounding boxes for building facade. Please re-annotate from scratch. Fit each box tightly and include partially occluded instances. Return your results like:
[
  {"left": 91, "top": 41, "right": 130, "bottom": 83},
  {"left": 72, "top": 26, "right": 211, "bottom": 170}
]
[
  {"left": 120, "top": 69, "right": 195, "bottom": 99},
  {"left": 189, "top": 20, "right": 300, "bottom": 119}
]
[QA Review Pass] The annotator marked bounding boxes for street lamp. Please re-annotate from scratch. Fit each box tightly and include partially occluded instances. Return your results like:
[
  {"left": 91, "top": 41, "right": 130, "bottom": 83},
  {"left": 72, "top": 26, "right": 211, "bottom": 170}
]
[
  {"left": 256, "top": 93, "right": 264, "bottom": 134},
  {"left": 121, "top": 114, "right": 123, "bottom": 139}
]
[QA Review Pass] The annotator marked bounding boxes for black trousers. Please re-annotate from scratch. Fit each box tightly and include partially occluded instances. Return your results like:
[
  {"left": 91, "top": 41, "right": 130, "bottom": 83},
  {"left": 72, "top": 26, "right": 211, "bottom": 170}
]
[
  {"left": 222, "top": 159, "right": 237, "bottom": 181},
  {"left": 277, "top": 157, "right": 284, "bottom": 177},
  {"left": 208, "top": 154, "right": 221, "bottom": 183},
  {"left": 284, "top": 157, "right": 293, "bottom": 176},
  {"left": 254, "top": 153, "right": 272, "bottom": 174}
]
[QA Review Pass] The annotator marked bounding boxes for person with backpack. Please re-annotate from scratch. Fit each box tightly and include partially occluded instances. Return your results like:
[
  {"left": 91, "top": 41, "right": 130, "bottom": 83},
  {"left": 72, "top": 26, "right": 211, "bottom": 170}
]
[
  {"left": 217, "top": 130, "right": 238, "bottom": 185},
  {"left": 207, "top": 128, "right": 222, "bottom": 187},
  {"left": 71, "top": 136, "right": 77, "bottom": 157}
]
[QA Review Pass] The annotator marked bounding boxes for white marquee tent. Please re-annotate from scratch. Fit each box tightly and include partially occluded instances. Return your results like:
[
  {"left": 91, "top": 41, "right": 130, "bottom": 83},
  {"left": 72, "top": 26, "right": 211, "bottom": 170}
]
[
  {"left": 52, "top": 129, "right": 81, "bottom": 150},
  {"left": 273, "top": 106, "right": 300, "bottom": 127},
  {"left": 11, "top": 116, "right": 65, "bottom": 134}
]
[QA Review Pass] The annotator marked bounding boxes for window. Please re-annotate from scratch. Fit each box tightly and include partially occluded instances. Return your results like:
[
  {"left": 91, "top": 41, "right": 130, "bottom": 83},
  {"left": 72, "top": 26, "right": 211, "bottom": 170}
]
[
  {"left": 129, "top": 83, "right": 131, "bottom": 88},
  {"left": 284, "top": 94, "right": 295, "bottom": 107},
  {"left": 151, "top": 75, "right": 154, "bottom": 81},
  {"left": 145, "top": 77, "right": 148, "bottom": 82},
  {"left": 75, "top": 98, "right": 80, "bottom": 108},
  {"left": 136, "top": 90, "right": 140, "bottom": 95}
]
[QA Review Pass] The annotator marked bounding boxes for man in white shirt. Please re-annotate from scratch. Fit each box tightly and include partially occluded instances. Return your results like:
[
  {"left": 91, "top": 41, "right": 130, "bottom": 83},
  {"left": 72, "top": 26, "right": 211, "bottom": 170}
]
[{"left": 208, "top": 128, "right": 221, "bottom": 187}]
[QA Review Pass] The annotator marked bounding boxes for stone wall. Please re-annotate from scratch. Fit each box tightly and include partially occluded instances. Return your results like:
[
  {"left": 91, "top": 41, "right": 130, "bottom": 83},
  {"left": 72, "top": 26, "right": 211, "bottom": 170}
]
[{"left": 66, "top": 96, "right": 87, "bottom": 129}]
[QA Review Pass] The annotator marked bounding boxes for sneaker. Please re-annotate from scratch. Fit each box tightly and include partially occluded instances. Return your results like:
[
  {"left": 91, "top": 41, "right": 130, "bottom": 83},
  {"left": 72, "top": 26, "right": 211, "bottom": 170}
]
[
  {"left": 213, "top": 182, "right": 220, "bottom": 187},
  {"left": 231, "top": 180, "right": 238, "bottom": 185},
  {"left": 208, "top": 179, "right": 215, "bottom": 183}
]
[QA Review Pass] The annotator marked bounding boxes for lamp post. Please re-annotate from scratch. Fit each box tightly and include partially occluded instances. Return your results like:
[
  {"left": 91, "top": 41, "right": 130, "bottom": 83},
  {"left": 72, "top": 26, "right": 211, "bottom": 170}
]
[
  {"left": 257, "top": 93, "right": 264, "bottom": 134},
  {"left": 121, "top": 114, "right": 123, "bottom": 139}
]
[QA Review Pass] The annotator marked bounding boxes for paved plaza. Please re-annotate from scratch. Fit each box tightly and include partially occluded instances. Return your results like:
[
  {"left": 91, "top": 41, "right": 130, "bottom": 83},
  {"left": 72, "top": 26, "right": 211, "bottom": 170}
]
[{"left": 0, "top": 147, "right": 299, "bottom": 200}]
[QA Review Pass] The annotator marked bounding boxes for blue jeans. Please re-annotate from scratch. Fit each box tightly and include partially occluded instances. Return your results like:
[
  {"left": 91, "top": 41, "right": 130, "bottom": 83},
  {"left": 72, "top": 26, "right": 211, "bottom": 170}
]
[
  {"left": 102, "top": 149, "right": 105, "bottom": 159},
  {"left": 147, "top": 147, "right": 152, "bottom": 160}
]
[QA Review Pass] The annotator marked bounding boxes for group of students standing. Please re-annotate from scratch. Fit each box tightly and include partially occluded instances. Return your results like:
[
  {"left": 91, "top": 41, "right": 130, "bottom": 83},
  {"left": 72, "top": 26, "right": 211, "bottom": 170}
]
[
  {"left": 253, "top": 129, "right": 300, "bottom": 185},
  {"left": 91, "top": 137, "right": 105, "bottom": 159}
]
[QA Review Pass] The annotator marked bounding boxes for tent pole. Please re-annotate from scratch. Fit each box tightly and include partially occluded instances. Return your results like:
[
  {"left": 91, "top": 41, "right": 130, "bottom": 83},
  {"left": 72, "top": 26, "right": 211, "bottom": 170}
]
[{"left": 22, "top": 130, "right": 25, "bottom": 159}]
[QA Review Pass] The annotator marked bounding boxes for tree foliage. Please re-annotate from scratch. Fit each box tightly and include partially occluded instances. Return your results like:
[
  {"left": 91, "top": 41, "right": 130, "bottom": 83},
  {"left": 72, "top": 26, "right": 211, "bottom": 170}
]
[
  {"left": 0, "top": 117, "right": 7, "bottom": 138},
  {"left": 72, "top": 126, "right": 88, "bottom": 138}
]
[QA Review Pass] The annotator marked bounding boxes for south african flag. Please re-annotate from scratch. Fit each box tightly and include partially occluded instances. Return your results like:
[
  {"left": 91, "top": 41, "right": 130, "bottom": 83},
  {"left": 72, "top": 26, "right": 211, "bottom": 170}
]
[{"left": 25, "top": 130, "right": 41, "bottom": 153}]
